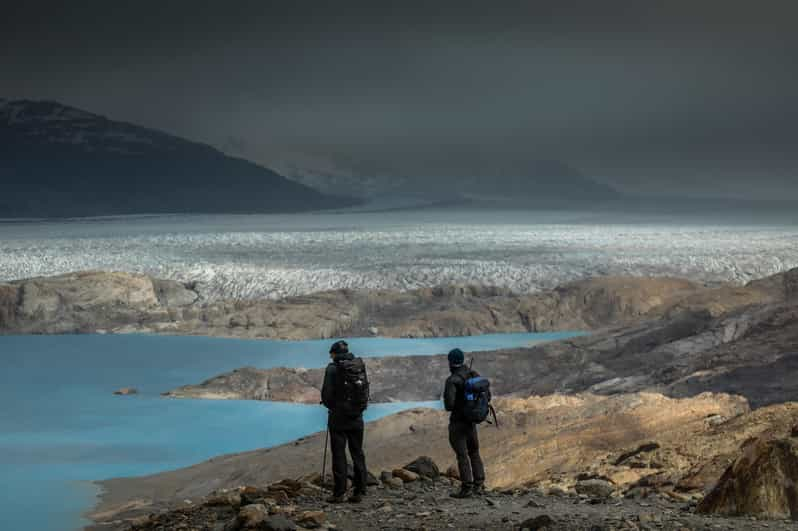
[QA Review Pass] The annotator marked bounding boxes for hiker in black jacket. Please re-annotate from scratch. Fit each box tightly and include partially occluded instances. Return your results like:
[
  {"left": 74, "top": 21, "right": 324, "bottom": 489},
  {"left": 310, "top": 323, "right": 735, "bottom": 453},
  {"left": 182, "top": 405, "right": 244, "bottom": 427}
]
[
  {"left": 321, "top": 340, "right": 368, "bottom": 503},
  {"left": 443, "top": 348, "right": 486, "bottom": 498}
]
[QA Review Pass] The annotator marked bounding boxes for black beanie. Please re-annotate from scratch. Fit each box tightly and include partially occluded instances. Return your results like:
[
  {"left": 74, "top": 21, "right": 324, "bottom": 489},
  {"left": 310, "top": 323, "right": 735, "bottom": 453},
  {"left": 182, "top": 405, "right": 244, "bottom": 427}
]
[
  {"left": 329, "top": 340, "right": 349, "bottom": 355},
  {"left": 448, "top": 348, "right": 465, "bottom": 367}
]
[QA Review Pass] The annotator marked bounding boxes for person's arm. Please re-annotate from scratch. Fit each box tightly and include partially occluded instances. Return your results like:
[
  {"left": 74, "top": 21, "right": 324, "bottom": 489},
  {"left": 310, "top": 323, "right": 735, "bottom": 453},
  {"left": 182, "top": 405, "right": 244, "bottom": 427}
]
[
  {"left": 443, "top": 375, "right": 458, "bottom": 411},
  {"left": 321, "top": 363, "right": 336, "bottom": 409}
]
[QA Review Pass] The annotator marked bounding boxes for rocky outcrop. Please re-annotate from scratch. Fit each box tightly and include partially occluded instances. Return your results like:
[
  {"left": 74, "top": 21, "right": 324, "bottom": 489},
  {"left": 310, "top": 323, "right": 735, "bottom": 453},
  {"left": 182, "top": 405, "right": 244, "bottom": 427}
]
[
  {"left": 698, "top": 435, "right": 798, "bottom": 520},
  {"left": 0, "top": 271, "right": 198, "bottom": 334},
  {"left": 2, "top": 268, "right": 790, "bottom": 338}
]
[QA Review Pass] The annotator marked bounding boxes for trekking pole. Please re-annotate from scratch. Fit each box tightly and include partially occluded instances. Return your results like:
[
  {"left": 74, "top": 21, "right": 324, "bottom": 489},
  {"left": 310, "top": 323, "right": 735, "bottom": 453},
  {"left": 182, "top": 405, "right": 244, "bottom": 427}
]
[{"left": 321, "top": 426, "right": 330, "bottom": 487}]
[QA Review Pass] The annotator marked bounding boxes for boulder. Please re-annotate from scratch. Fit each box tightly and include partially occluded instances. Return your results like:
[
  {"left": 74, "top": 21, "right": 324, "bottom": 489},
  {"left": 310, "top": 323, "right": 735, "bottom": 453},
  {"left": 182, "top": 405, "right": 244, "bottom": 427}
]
[
  {"left": 445, "top": 465, "right": 460, "bottom": 480},
  {"left": 614, "top": 442, "right": 660, "bottom": 466},
  {"left": 205, "top": 491, "right": 242, "bottom": 508},
  {"left": 393, "top": 468, "right": 419, "bottom": 482},
  {"left": 385, "top": 477, "right": 404, "bottom": 489},
  {"left": 520, "top": 514, "right": 555, "bottom": 530},
  {"left": 404, "top": 456, "right": 440, "bottom": 479},
  {"left": 268, "top": 478, "right": 303, "bottom": 497},
  {"left": 574, "top": 479, "right": 615, "bottom": 499},
  {"left": 151, "top": 278, "right": 199, "bottom": 307},
  {"left": 239, "top": 486, "right": 272, "bottom": 505},
  {"left": 295, "top": 510, "right": 325, "bottom": 529},
  {"left": 261, "top": 515, "right": 297, "bottom": 531},
  {"left": 238, "top": 504, "right": 269, "bottom": 528},
  {"left": 697, "top": 436, "right": 798, "bottom": 520}
]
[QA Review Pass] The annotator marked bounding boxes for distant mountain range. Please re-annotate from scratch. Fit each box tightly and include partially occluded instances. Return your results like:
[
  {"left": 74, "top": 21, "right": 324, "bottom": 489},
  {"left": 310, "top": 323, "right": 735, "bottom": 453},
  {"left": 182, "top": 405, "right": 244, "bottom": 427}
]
[
  {"left": 0, "top": 99, "right": 358, "bottom": 218},
  {"left": 268, "top": 155, "right": 618, "bottom": 201}
]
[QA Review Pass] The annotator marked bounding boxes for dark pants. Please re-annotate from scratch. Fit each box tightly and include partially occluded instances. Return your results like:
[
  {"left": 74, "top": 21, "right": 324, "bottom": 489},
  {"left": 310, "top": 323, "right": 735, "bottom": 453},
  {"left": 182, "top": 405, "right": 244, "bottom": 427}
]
[
  {"left": 449, "top": 420, "right": 485, "bottom": 486},
  {"left": 330, "top": 426, "right": 367, "bottom": 496}
]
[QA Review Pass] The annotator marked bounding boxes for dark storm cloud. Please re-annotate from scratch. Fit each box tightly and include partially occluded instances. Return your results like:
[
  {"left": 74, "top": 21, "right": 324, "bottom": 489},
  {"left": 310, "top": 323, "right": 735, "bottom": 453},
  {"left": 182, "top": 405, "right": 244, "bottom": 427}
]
[{"left": 2, "top": 1, "right": 797, "bottom": 198}]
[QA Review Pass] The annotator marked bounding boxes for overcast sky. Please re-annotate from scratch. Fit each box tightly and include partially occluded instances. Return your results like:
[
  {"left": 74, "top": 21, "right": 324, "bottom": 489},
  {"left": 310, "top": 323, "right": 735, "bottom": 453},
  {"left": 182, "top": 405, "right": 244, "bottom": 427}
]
[{"left": 2, "top": 1, "right": 797, "bottom": 199}]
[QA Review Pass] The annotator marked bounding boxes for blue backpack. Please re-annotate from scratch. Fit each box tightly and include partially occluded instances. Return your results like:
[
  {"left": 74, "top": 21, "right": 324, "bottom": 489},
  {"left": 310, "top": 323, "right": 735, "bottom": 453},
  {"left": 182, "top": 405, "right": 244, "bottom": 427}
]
[{"left": 463, "top": 373, "right": 498, "bottom": 426}]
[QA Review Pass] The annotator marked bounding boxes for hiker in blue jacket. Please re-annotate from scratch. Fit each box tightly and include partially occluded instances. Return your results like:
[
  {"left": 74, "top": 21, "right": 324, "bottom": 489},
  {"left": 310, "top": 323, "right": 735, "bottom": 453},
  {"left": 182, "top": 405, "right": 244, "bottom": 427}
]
[{"left": 443, "top": 348, "right": 486, "bottom": 498}]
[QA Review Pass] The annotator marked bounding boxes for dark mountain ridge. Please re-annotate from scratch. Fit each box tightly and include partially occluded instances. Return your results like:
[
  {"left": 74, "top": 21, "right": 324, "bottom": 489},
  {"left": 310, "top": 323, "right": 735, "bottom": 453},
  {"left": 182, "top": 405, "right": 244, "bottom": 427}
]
[{"left": 0, "top": 99, "right": 359, "bottom": 218}]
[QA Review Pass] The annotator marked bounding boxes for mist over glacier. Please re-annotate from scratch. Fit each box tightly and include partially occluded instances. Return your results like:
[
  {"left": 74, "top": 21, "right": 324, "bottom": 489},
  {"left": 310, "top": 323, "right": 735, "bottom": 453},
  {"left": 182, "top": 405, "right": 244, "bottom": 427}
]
[{"left": 1, "top": 208, "right": 797, "bottom": 301}]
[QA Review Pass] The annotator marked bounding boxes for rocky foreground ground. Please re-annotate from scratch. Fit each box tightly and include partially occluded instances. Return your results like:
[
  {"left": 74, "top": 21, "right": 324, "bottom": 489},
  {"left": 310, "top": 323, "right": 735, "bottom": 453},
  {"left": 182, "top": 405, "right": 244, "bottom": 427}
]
[
  {"left": 89, "top": 453, "right": 798, "bottom": 531},
  {"left": 90, "top": 392, "right": 798, "bottom": 527}
]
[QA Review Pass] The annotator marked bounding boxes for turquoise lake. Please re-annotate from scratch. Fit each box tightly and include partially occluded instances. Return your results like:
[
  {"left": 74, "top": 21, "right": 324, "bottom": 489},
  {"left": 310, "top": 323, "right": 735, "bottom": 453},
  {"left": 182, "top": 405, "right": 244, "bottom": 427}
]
[{"left": 0, "top": 332, "right": 581, "bottom": 531}]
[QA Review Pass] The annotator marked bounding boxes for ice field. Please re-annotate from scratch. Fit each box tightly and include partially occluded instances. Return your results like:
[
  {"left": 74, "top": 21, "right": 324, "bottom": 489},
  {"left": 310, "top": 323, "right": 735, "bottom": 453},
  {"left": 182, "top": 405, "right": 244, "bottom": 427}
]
[{"left": 1, "top": 208, "right": 797, "bottom": 300}]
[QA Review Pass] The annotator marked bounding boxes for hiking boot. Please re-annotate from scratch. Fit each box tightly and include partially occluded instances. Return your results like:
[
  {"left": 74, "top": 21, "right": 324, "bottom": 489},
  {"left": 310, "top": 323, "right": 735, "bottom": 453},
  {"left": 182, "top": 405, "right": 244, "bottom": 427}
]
[
  {"left": 348, "top": 491, "right": 365, "bottom": 503},
  {"left": 472, "top": 483, "right": 486, "bottom": 496},
  {"left": 450, "top": 485, "right": 473, "bottom": 498},
  {"left": 325, "top": 494, "right": 347, "bottom": 504}
]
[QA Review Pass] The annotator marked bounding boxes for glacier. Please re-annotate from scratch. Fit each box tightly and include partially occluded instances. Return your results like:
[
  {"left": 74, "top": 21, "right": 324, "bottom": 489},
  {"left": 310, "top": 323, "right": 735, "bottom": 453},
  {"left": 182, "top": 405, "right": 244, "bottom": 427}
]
[{"left": 1, "top": 211, "right": 796, "bottom": 301}]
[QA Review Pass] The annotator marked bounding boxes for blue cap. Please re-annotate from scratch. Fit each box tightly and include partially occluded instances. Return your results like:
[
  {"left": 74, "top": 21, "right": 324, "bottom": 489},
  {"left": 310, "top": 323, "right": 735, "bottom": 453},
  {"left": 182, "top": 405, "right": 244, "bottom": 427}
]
[{"left": 448, "top": 348, "right": 465, "bottom": 367}]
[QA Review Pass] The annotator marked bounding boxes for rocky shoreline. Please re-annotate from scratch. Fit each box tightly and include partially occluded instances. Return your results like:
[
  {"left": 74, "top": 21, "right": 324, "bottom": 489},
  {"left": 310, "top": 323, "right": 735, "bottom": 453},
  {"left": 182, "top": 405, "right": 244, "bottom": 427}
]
[{"left": 166, "top": 268, "right": 798, "bottom": 409}]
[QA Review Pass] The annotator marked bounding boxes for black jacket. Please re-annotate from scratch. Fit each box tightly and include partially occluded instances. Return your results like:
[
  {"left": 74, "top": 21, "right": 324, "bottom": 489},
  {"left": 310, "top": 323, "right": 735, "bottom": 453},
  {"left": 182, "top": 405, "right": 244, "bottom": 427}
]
[
  {"left": 444, "top": 365, "right": 479, "bottom": 423},
  {"left": 321, "top": 351, "right": 365, "bottom": 430}
]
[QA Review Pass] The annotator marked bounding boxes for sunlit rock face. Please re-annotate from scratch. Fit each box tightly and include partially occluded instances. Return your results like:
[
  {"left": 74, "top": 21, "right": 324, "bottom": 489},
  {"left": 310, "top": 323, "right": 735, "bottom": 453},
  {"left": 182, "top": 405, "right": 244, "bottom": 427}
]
[{"left": 698, "top": 436, "right": 798, "bottom": 520}]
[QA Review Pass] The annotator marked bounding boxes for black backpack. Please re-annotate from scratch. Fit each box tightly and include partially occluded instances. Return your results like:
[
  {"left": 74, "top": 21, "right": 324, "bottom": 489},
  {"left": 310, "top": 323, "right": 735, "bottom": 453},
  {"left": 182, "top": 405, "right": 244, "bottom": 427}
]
[
  {"left": 463, "top": 372, "right": 498, "bottom": 426},
  {"left": 335, "top": 357, "right": 370, "bottom": 415}
]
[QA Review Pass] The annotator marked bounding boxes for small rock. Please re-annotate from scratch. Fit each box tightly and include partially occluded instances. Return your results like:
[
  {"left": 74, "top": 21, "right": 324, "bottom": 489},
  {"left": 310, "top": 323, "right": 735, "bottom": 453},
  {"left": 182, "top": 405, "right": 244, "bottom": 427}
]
[
  {"left": 638, "top": 511, "right": 662, "bottom": 525},
  {"left": 113, "top": 387, "right": 138, "bottom": 395},
  {"left": 261, "top": 515, "right": 297, "bottom": 531},
  {"left": 575, "top": 479, "right": 615, "bottom": 499},
  {"left": 705, "top": 414, "right": 727, "bottom": 426},
  {"left": 380, "top": 471, "right": 394, "bottom": 483},
  {"left": 368, "top": 326, "right": 379, "bottom": 336},
  {"left": 205, "top": 492, "right": 242, "bottom": 508},
  {"left": 393, "top": 468, "right": 419, "bottom": 482},
  {"left": 445, "top": 465, "right": 460, "bottom": 480},
  {"left": 525, "top": 499, "right": 545, "bottom": 508},
  {"left": 238, "top": 504, "right": 269, "bottom": 528},
  {"left": 295, "top": 510, "right": 325, "bottom": 529},
  {"left": 519, "top": 514, "right": 555, "bottom": 530},
  {"left": 128, "top": 515, "right": 152, "bottom": 527},
  {"left": 239, "top": 486, "right": 271, "bottom": 505},
  {"left": 385, "top": 477, "right": 404, "bottom": 489},
  {"left": 404, "top": 456, "right": 441, "bottom": 479}
]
